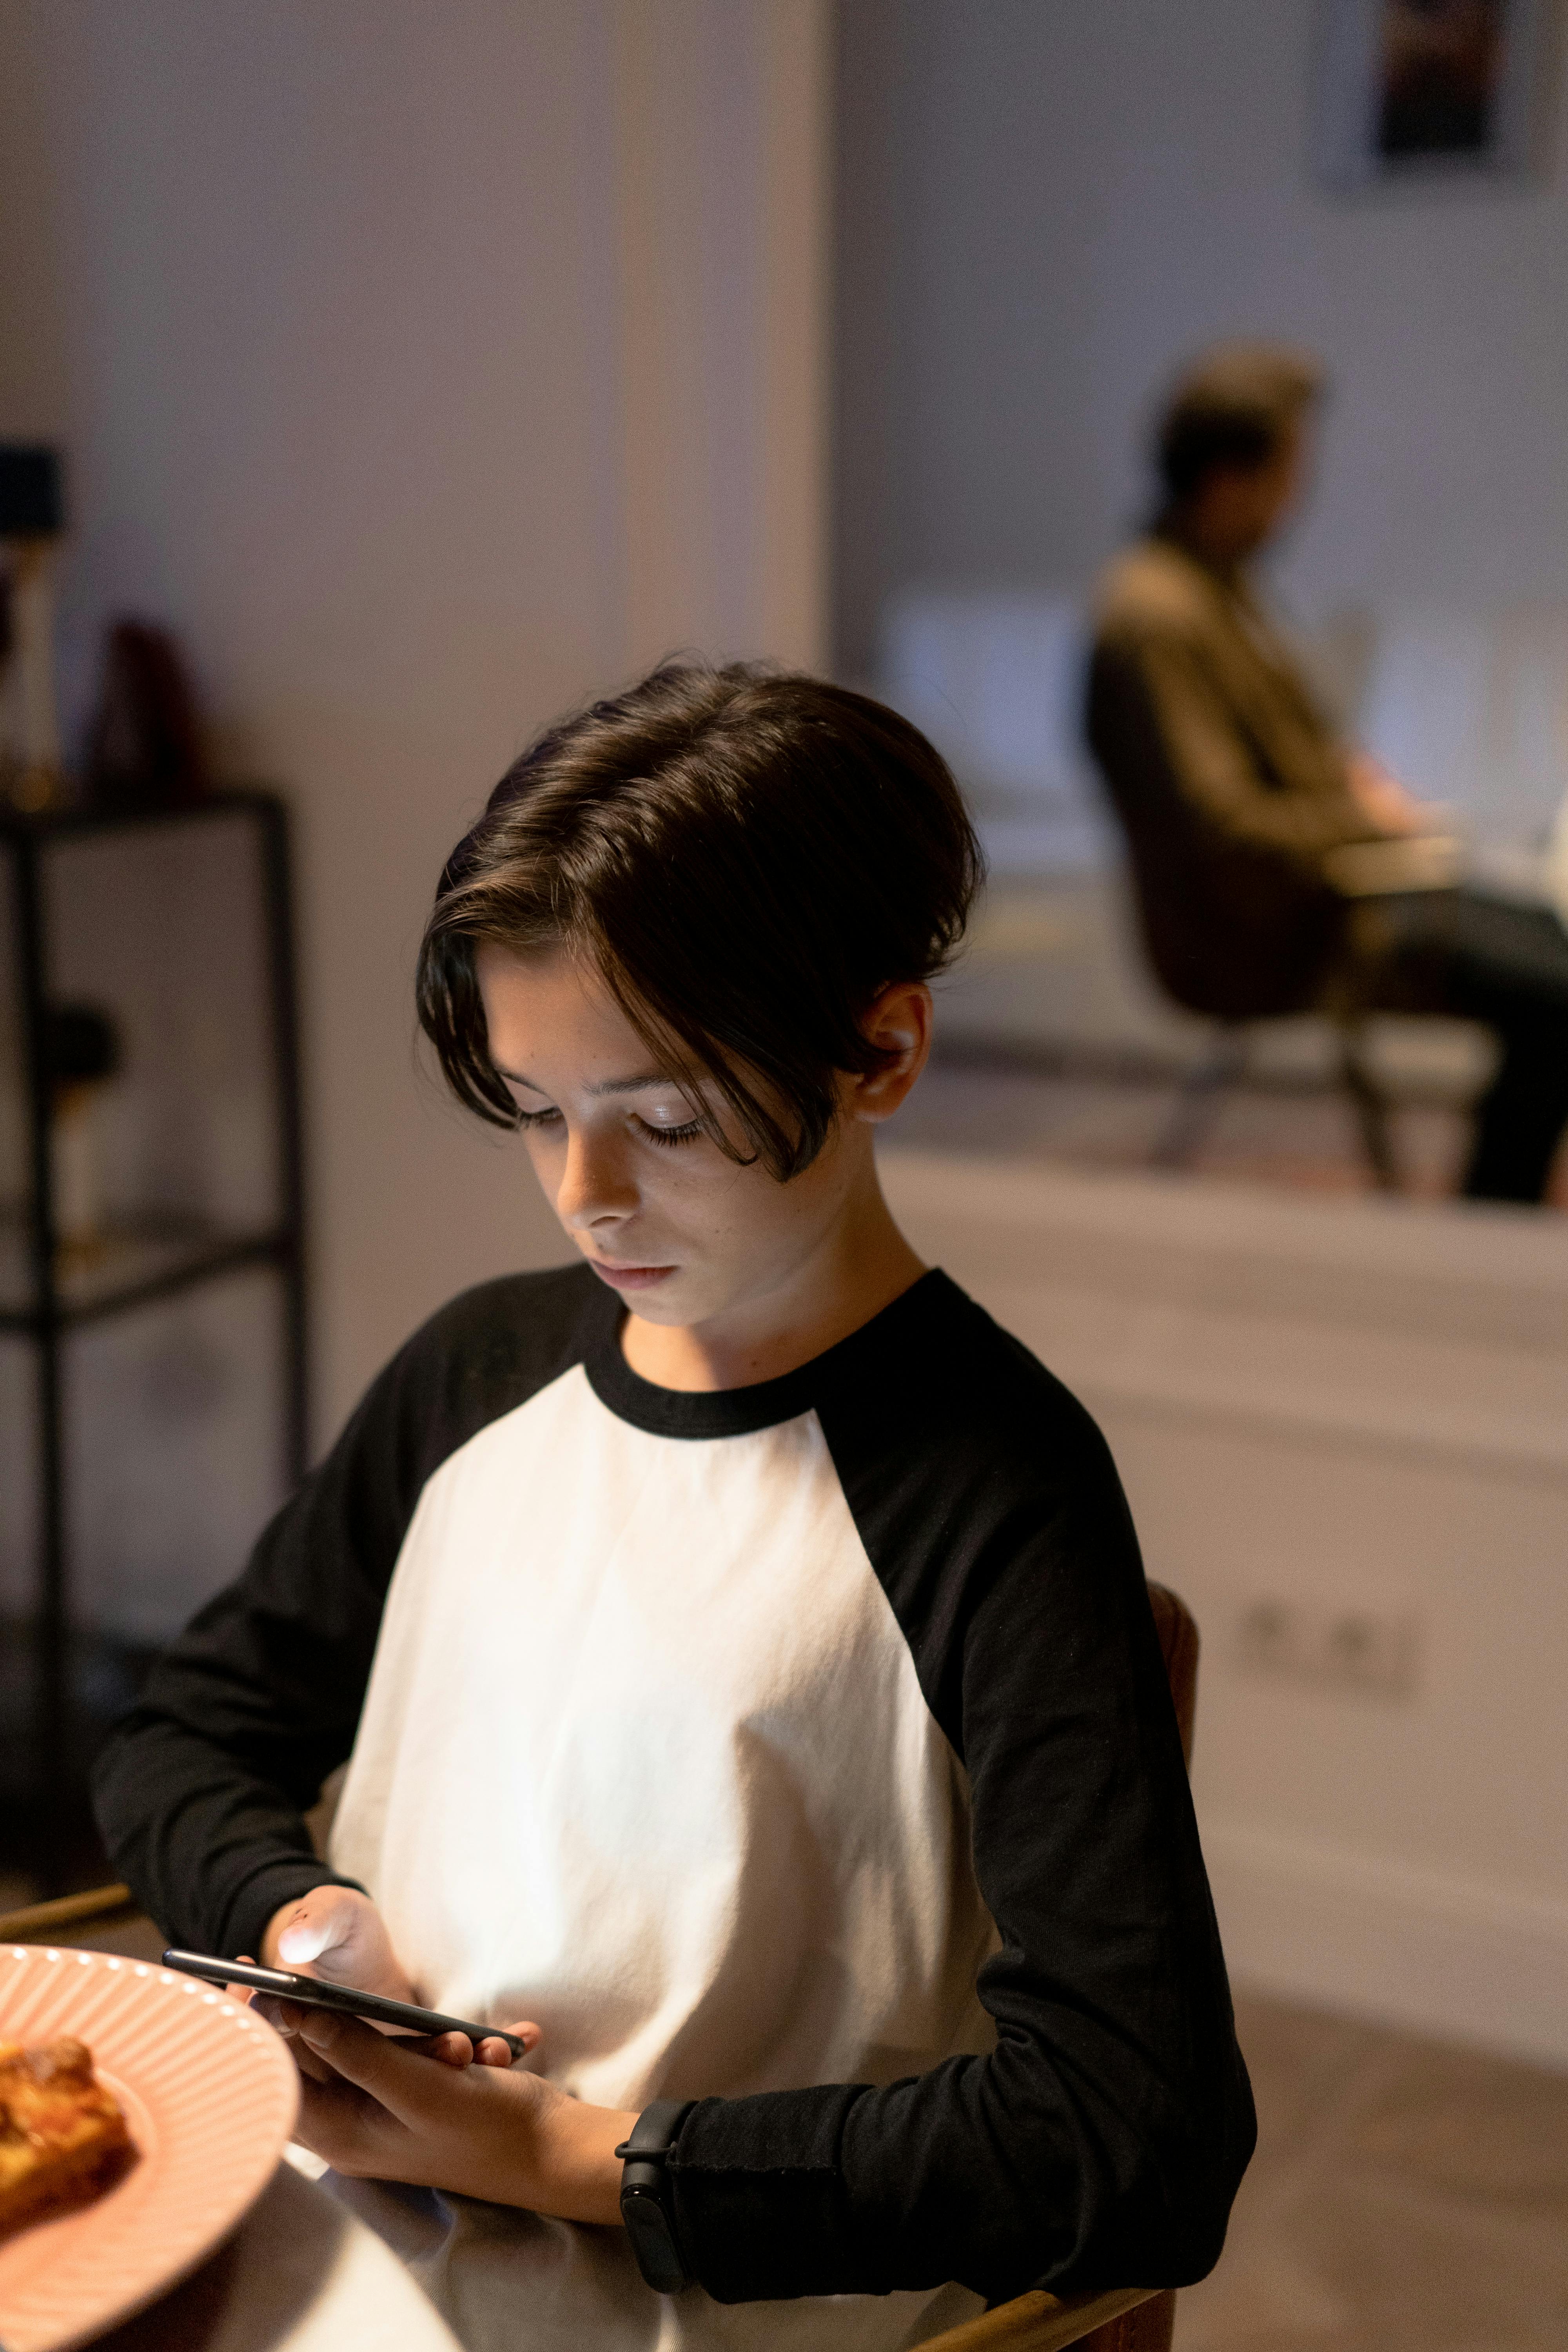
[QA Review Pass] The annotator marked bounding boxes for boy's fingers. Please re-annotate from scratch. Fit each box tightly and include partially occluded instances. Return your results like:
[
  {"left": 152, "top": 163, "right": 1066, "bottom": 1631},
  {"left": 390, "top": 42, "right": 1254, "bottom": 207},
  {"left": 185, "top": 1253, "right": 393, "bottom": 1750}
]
[
  {"left": 276, "top": 1906, "right": 340, "bottom": 1966},
  {"left": 253, "top": 1994, "right": 310, "bottom": 2035},
  {"left": 223, "top": 1955, "right": 258, "bottom": 2007},
  {"left": 296, "top": 2009, "right": 422, "bottom": 2114},
  {"left": 261, "top": 1997, "right": 526, "bottom": 2076},
  {"left": 294, "top": 2067, "right": 383, "bottom": 2163},
  {"left": 474, "top": 2020, "right": 541, "bottom": 2067},
  {"left": 474, "top": 2026, "right": 527, "bottom": 2067},
  {"left": 252, "top": 1994, "right": 338, "bottom": 2081},
  {"left": 397, "top": 2030, "right": 473, "bottom": 2067}
]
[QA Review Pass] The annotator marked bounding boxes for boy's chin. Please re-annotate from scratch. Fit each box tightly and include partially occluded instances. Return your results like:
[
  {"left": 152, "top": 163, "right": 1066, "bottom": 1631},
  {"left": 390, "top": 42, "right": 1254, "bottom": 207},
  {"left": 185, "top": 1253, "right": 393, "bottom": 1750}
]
[
  {"left": 618, "top": 1280, "right": 698, "bottom": 1325},
  {"left": 617, "top": 1269, "right": 743, "bottom": 1331}
]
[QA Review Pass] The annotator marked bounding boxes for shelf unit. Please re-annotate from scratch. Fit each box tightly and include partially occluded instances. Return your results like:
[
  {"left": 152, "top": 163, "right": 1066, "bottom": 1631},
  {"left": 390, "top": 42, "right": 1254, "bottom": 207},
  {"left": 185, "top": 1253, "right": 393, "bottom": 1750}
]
[{"left": 2, "top": 788, "right": 306, "bottom": 1886}]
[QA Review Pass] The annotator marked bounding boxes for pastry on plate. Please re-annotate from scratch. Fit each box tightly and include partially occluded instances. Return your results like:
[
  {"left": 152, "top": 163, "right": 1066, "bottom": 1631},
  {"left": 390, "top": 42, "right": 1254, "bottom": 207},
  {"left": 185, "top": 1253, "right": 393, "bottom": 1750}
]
[{"left": 0, "top": 2038, "right": 135, "bottom": 2236}]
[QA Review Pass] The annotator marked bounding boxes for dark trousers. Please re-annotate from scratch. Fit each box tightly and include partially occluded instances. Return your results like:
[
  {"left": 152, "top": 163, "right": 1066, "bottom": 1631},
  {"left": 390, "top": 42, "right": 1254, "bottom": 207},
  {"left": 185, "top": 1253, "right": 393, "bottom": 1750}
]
[{"left": 1370, "top": 889, "right": 1568, "bottom": 1205}]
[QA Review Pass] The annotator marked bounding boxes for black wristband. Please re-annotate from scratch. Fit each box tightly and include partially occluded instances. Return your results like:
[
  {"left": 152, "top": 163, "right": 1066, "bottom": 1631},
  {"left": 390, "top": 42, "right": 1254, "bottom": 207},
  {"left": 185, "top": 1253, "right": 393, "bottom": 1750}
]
[{"left": 615, "top": 2098, "right": 696, "bottom": 2294}]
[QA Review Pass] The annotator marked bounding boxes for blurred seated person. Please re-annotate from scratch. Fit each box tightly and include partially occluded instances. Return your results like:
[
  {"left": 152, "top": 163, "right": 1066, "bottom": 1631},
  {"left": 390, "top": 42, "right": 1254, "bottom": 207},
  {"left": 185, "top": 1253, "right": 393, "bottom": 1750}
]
[{"left": 1085, "top": 342, "right": 1568, "bottom": 1205}]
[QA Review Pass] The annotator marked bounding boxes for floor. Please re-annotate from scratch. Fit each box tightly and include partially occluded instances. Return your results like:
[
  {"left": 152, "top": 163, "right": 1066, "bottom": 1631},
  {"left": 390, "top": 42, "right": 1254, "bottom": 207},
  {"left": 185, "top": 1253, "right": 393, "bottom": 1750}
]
[
  {"left": 889, "top": 1054, "right": 1568, "bottom": 1208},
  {"left": 1177, "top": 1994, "right": 1568, "bottom": 2352}
]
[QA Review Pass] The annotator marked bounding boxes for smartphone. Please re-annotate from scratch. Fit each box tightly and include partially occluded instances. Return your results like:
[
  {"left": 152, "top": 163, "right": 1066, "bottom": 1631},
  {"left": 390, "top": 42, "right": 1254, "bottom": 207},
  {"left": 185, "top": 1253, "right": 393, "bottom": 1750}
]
[{"left": 162, "top": 1950, "right": 530, "bottom": 2061}]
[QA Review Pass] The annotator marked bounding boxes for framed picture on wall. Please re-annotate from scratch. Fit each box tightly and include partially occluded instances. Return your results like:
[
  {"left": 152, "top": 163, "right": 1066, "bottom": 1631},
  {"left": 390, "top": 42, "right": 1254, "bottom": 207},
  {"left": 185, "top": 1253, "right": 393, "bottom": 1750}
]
[{"left": 1315, "top": 0, "right": 1554, "bottom": 187}]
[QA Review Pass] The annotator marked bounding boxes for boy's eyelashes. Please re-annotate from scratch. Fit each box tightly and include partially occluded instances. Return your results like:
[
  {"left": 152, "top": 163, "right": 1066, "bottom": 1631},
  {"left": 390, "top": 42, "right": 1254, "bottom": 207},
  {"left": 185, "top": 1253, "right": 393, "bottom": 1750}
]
[
  {"left": 511, "top": 1103, "right": 705, "bottom": 1149},
  {"left": 639, "top": 1115, "right": 705, "bottom": 1149}
]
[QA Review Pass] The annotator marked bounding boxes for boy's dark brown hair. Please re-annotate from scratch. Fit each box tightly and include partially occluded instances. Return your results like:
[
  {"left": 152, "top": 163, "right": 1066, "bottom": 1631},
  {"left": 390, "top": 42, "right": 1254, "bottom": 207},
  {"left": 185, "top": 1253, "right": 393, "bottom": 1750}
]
[{"left": 417, "top": 660, "right": 983, "bottom": 1179}]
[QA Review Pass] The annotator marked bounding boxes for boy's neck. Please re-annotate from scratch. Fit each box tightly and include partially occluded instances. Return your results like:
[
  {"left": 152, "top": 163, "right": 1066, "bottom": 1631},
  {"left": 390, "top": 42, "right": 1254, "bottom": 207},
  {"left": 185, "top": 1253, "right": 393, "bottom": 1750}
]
[{"left": 619, "top": 1171, "right": 926, "bottom": 1395}]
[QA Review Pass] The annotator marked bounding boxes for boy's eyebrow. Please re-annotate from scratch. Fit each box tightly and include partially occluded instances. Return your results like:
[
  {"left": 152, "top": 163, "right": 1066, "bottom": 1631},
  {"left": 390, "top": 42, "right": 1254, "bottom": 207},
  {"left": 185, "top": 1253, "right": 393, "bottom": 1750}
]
[{"left": 493, "top": 1064, "right": 682, "bottom": 1098}]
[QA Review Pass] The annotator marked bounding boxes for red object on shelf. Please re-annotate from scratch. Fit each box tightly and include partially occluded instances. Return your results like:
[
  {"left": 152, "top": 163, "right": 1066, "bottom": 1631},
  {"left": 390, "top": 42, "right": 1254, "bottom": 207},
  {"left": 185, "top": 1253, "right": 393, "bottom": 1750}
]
[{"left": 82, "top": 619, "right": 211, "bottom": 811}]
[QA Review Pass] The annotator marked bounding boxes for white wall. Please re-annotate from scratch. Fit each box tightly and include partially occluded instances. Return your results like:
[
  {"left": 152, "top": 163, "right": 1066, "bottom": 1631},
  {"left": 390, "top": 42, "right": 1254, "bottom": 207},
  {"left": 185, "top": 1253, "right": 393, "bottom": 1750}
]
[
  {"left": 2, "top": 0, "right": 829, "bottom": 1452},
  {"left": 834, "top": 0, "right": 1568, "bottom": 674}
]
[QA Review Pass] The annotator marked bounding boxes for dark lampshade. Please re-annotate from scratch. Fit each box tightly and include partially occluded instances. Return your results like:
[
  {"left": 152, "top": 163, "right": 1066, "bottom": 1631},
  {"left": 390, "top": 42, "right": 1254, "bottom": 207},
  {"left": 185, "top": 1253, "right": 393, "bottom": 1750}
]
[{"left": 0, "top": 445, "right": 65, "bottom": 538}]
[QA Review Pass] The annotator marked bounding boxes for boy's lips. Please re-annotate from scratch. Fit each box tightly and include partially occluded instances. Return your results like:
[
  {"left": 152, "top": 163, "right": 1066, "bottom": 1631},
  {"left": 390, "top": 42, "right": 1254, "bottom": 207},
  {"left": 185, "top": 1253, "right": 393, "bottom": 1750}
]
[{"left": 586, "top": 1258, "right": 677, "bottom": 1291}]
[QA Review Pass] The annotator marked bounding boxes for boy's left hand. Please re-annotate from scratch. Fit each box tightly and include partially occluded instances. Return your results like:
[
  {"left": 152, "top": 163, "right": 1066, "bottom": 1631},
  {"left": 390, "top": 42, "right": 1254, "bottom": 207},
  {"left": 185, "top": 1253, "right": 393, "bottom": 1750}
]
[{"left": 268, "top": 2003, "right": 637, "bottom": 2225}]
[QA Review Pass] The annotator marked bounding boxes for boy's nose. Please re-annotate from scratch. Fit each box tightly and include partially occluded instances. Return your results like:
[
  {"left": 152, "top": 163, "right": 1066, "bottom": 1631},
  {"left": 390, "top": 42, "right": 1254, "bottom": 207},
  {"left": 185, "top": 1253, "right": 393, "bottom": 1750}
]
[{"left": 555, "top": 1131, "right": 638, "bottom": 1229}]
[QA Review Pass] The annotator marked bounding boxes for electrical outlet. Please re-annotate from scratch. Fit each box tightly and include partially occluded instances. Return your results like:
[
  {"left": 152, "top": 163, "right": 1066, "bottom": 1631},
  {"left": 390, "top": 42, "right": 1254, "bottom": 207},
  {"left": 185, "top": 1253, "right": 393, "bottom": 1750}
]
[{"left": 1235, "top": 1597, "right": 1421, "bottom": 1698}]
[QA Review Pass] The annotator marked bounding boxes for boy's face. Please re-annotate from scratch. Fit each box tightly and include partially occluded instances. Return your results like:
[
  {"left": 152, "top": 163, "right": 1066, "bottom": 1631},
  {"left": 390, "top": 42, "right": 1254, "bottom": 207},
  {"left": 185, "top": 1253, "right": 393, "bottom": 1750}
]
[{"left": 474, "top": 944, "right": 925, "bottom": 1345}]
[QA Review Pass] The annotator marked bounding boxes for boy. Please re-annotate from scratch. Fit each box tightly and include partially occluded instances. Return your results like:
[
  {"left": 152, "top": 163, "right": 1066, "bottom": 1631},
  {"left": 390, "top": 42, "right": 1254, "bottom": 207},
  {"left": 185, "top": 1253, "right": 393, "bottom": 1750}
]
[{"left": 97, "top": 662, "right": 1254, "bottom": 2351}]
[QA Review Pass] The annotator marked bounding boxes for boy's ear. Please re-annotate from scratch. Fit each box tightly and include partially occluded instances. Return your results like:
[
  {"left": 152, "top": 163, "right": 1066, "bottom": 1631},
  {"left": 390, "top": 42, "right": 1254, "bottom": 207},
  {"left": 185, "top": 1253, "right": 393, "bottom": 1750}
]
[{"left": 851, "top": 982, "right": 933, "bottom": 1123}]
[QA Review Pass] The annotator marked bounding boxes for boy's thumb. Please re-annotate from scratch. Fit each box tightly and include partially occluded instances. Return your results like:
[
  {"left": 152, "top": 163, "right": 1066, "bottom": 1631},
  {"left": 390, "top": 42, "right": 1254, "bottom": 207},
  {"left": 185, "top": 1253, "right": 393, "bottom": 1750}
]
[{"left": 277, "top": 1905, "right": 338, "bottom": 1965}]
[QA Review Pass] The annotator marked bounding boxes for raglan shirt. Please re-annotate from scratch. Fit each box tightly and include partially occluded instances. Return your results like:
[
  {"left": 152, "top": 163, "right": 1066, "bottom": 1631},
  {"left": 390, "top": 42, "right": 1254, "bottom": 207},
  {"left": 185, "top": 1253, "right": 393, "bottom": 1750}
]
[{"left": 94, "top": 1265, "right": 1254, "bottom": 2345}]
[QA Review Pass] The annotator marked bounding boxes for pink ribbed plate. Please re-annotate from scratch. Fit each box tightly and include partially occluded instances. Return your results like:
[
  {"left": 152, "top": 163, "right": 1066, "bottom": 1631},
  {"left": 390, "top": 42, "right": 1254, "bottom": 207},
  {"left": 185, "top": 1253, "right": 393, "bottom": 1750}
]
[{"left": 0, "top": 1944, "right": 299, "bottom": 2352}]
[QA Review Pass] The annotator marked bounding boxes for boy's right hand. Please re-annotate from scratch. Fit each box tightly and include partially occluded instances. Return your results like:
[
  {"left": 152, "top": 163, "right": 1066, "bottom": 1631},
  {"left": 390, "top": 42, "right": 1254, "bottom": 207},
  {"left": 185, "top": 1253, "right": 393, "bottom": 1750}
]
[
  {"left": 260, "top": 1885, "right": 417, "bottom": 2006},
  {"left": 248, "top": 1890, "right": 522, "bottom": 2080}
]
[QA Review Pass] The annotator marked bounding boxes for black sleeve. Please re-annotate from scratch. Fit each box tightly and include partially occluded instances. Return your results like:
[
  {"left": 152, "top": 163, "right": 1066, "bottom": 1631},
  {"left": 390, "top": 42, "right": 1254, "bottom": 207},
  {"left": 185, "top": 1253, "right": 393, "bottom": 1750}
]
[
  {"left": 666, "top": 1296, "right": 1256, "bottom": 2303},
  {"left": 92, "top": 1266, "right": 596, "bottom": 1962}
]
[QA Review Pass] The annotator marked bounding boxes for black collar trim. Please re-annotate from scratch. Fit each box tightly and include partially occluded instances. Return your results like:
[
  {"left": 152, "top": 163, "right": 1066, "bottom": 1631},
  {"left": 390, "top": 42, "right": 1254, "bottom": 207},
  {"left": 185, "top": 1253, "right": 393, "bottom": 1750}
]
[{"left": 583, "top": 1269, "right": 952, "bottom": 1439}]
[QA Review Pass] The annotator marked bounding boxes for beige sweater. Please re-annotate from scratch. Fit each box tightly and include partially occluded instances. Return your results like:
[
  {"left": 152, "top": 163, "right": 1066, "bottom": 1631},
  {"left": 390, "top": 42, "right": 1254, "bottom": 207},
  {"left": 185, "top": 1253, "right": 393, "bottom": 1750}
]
[{"left": 1086, "top": 533, "right": 1379, "bottom": 1018}]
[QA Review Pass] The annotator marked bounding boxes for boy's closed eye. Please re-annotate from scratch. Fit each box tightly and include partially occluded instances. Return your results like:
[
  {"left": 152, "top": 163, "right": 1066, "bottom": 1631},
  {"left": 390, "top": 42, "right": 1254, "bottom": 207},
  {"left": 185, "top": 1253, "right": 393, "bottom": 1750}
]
[
  {"left": 512, "top": 1101, "right": 705, "bottom": 1149},
  {"left": 501, "top": 1056, "right": 709, "bottom": 1151}
]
